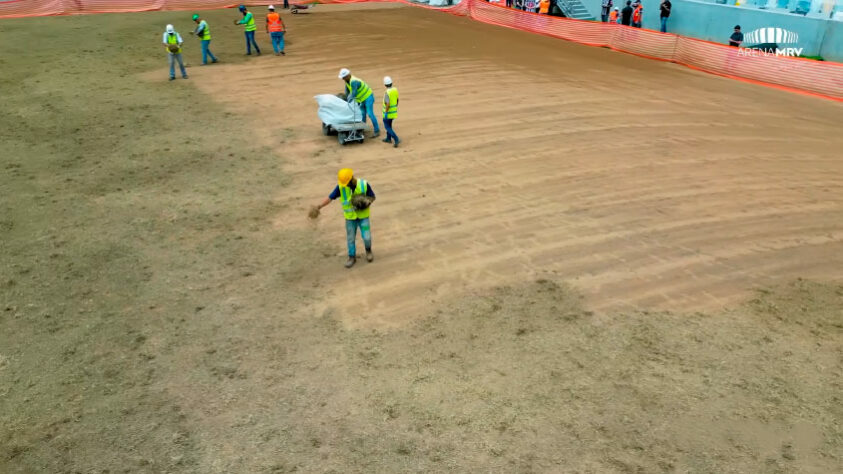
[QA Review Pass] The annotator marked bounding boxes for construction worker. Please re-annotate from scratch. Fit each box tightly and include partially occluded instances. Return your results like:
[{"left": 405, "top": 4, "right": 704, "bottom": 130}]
[
  {"left": 382, "top": 76, "right": 400, "bottom": 148},
  {"left": 234, "top": 4, "right": 261, "bottom": 56},
  {"left": 266, "top": 5, "right": 286, "bottom": 56},
  {"left": 191, "top": 14, "right": 218, "bottom": 65},
  {"left": 312, "top": 169, "right": 376, "bottom": 268},
  {"left": 539, "top": 0, "right": 550, "bottom": 14},
  {"left": 338, "top": 68, "right": 380, "bottom": 138},
  {"left": 162, "top": 24, "right": 188, "bottom": 81},
  {"left": 609, "top": 7, "right": 619, "bottom": 23}
]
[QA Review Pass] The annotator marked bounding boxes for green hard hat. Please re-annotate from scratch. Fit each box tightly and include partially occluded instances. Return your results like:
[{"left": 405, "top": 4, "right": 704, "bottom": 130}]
[{"left": 192, "top": 14, "right": 199, "bottom": 20}]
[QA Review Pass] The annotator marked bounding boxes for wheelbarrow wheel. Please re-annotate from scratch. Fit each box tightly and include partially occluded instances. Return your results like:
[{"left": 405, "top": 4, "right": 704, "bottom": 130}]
[
  {"left": 322, "top": 123, "right": 330, "bottom": 136},
  {"left": 337, "top": 131, "right": 347, "bottom": 145}
]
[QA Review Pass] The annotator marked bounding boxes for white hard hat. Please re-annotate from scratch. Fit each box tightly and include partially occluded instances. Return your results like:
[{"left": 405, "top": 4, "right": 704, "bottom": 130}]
[
  {"left": 268, "top": 4, "right": 275, "bottom": 9},
  {"left": 166, "top": 24, "right": 175, "bottom": 33},
  {"left": 338, "top": 68, "right": 351, "bottom": 79},
  {"left": 383, "top": 76, "right": 393, "bottom": 86}
]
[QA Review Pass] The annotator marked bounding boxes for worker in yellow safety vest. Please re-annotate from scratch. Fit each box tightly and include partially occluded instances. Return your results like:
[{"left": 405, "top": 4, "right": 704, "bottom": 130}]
[
  {"left": 162, "top": 24, "right": 188, "bottom": 81},
  {"left": 234, "top": 4, "right": 261, "bottom": 55},
  {"left": 338, "top": 68, "right": 380, "bottom": 138},
  {"left": 310, "top": 169, "right": 377, "bottom": 268},
  {"left": 381, "top": 76, "right": 400, "bottom": 148},
  {"left": 191, "top": 14, "right": 218, "bottom": 65}
]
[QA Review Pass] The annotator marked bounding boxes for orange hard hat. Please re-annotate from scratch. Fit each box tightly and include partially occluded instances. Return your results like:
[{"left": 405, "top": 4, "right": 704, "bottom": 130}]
[{"left": 338, "top": 168, "right": 353, "bottom": 186}]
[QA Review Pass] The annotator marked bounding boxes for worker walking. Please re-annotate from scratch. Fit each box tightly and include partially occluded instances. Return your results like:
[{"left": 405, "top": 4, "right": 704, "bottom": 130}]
[
  {"left": 266, "top": 5, "right": 286, "bottom": 56},
  {"left": 382, "top": 76, "right": 400, "bottom": 148},
  {"left": 311, "top": 169, "right": 376, "bottom": 268},
  {"left": 338, "top": 68, "right": 380, "bottom": 138},
  {"left": 162, "top": 24, "right": 188, "bottom": 81},
  {"left": 191, "top": 14, "right": 218, "bottom": 65},
  {"left": 234, "top": 4, "right": 261, "bottom": 55}
]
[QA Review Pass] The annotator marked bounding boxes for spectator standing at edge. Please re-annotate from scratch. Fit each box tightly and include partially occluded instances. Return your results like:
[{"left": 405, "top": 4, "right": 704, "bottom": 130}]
[
  {"left": 234, "top": 4, "right": 261, "bottom": 56},
  {"left": 266, "top": 5, "right": 286, "bottom": 56},
  {"left": 729, "top": 25, "right": 743, "bottom": 47},
  {"left": 609, "top": 7, "right": 619, "bottom": 23},
  {"left": 660, "top": 0, "right": 671, "bottom": 33},
  {"left": 540, "top": 0, "right": 551, "bottom": 14},
  {"left": 601, "top": 0, "right": 613, "bottom": 22},
  {"left": 621, "top": 1, "right": 633, "bottom": 26},
  {"left": 191, "top": 14, "right": 218, "bottom": 65},
  {"left": 162, "top": 24, "right": 188, "bottom": 81},
  {"left": 632, "top": 2, "right": 643, "bottom": 28}
]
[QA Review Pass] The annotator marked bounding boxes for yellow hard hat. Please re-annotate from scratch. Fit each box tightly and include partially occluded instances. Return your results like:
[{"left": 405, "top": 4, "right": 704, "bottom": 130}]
[{"left": 338, "top": 168, "right": 353, "bottom": 186}]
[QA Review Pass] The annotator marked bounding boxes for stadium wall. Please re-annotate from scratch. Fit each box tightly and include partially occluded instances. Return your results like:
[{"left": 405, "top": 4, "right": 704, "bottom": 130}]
[
  {"left": 662, "top": 0, "right": 843, "bottom": 62},
  {"left": 0, "top": 0, "right": 840, "bottom": 100}
]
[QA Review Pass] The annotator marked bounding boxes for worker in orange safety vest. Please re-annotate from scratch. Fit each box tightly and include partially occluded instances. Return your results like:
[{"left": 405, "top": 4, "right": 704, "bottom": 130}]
[{"left": 266, "top": 5, "right": 286, "bottom": 56}]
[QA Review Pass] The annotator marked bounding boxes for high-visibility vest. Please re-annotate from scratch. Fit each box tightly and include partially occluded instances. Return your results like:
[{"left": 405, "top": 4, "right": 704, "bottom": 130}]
[
  {"left": 539, "top": 0, "right": 550, "bottom": 13},
  {"left": 632, "top": 6, "right": 642, "bottom": 23},
  {"left": 345, "top": 77, "right": 373, "bottom": 103},
  {"left": 198, "top": 20, "right": 211, "bottom": 40},
  {"left": 267, "top": 12, "right": 285, "bottom": 32},
  {"left": 242, "top": 12, "right": 257, "bottom": 32},
  {"left": 166, "top": 33, "right": 181, "bottom": 54},
  {"left": 339, "top": 179, "right": 370, "bottom": 220},
  {"left": 609, "top": 10, "right": 618, "bottom": 22},
  {"left": 383, "top": 87, "right": 398, "bottom": 119}
]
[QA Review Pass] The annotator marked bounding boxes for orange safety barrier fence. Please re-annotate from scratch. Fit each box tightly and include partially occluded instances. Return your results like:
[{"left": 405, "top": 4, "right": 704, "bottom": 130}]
[{"left": 0, "top": 0, "right": 840, "bottom": 100}]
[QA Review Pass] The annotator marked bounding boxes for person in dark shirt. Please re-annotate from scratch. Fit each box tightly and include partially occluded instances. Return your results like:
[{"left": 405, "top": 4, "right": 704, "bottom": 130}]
[
  {"left": 659, "top": 0, "right": 671, "bottom": 33},
  {"left": 621, "top": 1, "right": 633, "bottom": 26},
  {"left": 729, "top": 25, "right": 743, "bottom": 47}
]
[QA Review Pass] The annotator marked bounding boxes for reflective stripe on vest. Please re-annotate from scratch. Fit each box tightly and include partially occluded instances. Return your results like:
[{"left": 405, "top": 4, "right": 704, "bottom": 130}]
[
  {"left": 167, "top": 33, "right": 181, "bottom": 54},
  {"left": 345, "top": 77, "right": 373, "bottom": 103},
  {"left": 383, "top": 87, "right": 398, "bottom": 119},
  {"left": 267, "top": 13, "right": 284, "bottom": 32},
  {"left": 340, "top": 179, "right": 369, "bottom": 220},
  {"left": 199, "top": 21, "right": 211, "bottom": 40},
  {"left": 243, "top": 12, "right": 257, "bottom": 32}
]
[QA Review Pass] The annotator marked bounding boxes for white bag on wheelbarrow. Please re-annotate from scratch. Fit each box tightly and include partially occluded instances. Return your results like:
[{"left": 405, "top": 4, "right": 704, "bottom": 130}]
[{"left": 315, "top": 94, "right": 362, "bottom": 126}]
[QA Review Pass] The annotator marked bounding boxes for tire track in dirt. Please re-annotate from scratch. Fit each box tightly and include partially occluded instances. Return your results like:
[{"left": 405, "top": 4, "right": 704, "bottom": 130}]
[{"left": 189, "top": 4, "right": 843, "bottom": 327}]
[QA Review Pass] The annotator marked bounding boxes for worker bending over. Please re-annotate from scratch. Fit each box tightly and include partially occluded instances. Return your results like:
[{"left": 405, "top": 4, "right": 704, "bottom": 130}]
[
  {"left": 338, "top": 68, "right": 380, "bottom": 138},
  {"left": 382, "top": 76, "right": 400, "bottom": 148}
]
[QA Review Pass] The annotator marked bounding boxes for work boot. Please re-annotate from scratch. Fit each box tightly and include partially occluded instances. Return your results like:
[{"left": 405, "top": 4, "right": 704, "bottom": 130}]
[
  {"left": 371, "top": 130, "right": 380, "bottom": 139},
  {"left": 393, "top": 138, "right": 400, "bottom": 148},
  {"left": 280, "top": 51, "right": 286, "bottom": 56},
  {"left": 344, "top": 256, "right": 356, "bottom": 268},
  {"left": 382, "top": 137, "right": 391, "bottom": 143},
  {"left": 366, "top": 250, "right": 374, "bottom": 263}
]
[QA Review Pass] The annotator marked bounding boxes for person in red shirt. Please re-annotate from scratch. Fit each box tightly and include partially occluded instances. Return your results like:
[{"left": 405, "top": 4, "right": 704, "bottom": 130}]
[
  {"left": 632, "top": 3, "right": 643, "bottom": 28},
  {"left": 265, "top": 5, "right": 286, "bottom": 56}
]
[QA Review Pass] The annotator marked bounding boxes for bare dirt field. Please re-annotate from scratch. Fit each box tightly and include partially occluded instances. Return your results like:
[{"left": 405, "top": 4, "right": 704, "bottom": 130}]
[{"left": 1, "top": 4, "right": 842, "bottom": 473}]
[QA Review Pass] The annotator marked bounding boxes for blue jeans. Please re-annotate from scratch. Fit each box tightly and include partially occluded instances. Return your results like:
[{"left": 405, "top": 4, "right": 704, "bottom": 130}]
[
  {"left": 383, "top": 118, "right": 399, "bottom": 143},
  {"left": 345, "top": 217, "right": 371, "bottom": 257},
  {"left": 201, "top": 39, "right": 217, "bottom": 64},
  {"left": 358, "top": 95, "right": 380, "bottom": 133},
  {"left": 168, "top": 53, "right": 187, "bottom": 79},
  {"left": 660, "top": 17, "right": 668, "bottom": 33},
  {"left": 244, "top": 30, "right": 260, "bottom": 54},
  {"left": 270, "top": 32, "right": 285, "bottom": 53}
]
